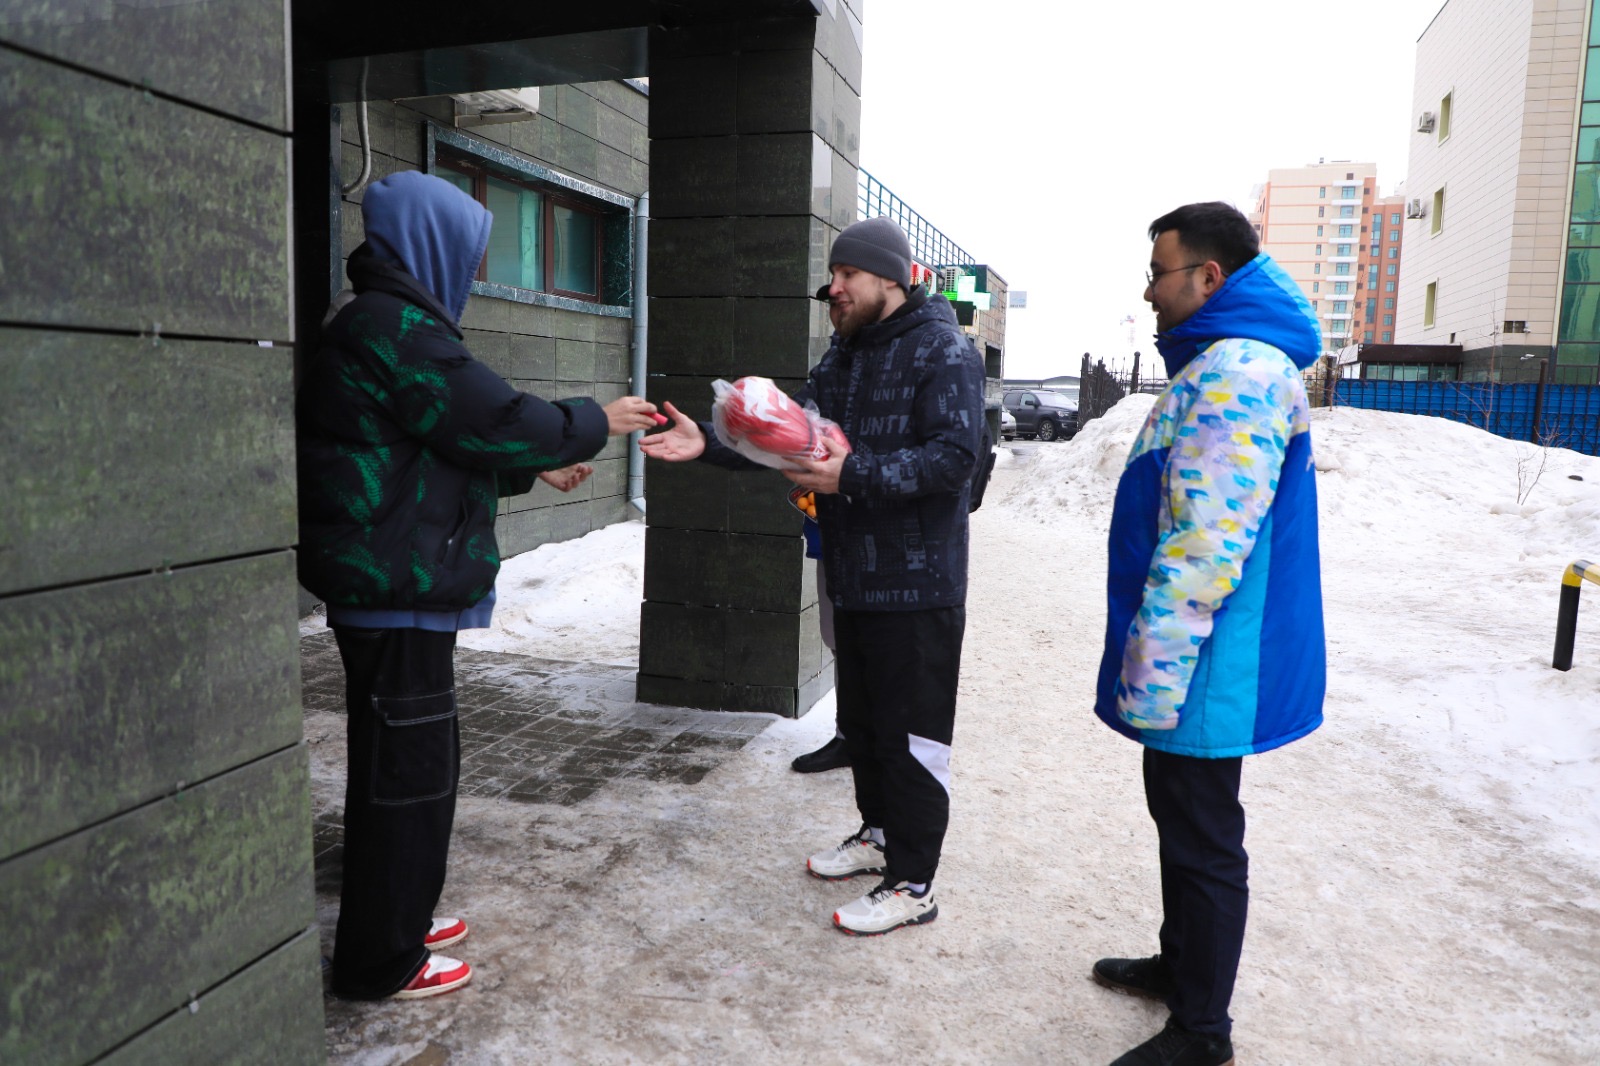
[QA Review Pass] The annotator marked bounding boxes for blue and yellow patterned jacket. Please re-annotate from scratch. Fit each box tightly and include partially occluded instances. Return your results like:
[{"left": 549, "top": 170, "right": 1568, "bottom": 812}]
[{"left": 1095, "top": 254, "right": 1326, "bottom": 757}]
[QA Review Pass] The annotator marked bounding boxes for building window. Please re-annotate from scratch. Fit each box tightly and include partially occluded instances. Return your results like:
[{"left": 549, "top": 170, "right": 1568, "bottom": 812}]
[
  {"left": 1312, "top": 281, "right": 1320, "bottom": 292},
  {"left": 1439, "top": 91, "right": 1453, "bottom": 141},
  {"left": 1333, "top": 300, "right": 1349, "bottom": 312},
  {"left": 439, "top": 160, "right": 607, "bottom": 300},
  {"left": 1317, "top": 225, "right": 1324, "bottom": 236},
  {"left": 1318, "top": 206, "right": 1326, "bottom": 218},
  {"left": 1366, "top": 299, "right": 1377, "bottom": 317},
  {"left": 1335, "top": 263, "right": 1351, "bottom": 275},
  {"left": 1383, "top": 332, "right": 1393, "bottom": 342},
  {"left": 1315, "top": 244, "right": 1323, "bottom": 255},
  {"left": 430, "top": 130, "right": 634, "bottom": 308},
  {"left": 1386, "top": 263, "right": 1397, "bottom": 276},
  {"left": 1390, "top": 213, "right": 1401, "bottom": 225},
  {"left": 1338, "top": 225, "right": 1354, "bottom": 237},
  {"left": 1384, "top": 314, "right": 1394, "bottom": 326},
  {"left": 1424, "top": 281, "right": 1437, "bottom": 328},
  {"left": 1319, "top": 186, "right": 1327, "bottom": 198},
  {"left": 1431, "top": 187, "right": 1445, "bottom": 235},
  {"left": 1389, "top": 230, "right": 1400, "bottom": 242},
  {"left": 1370, "top": 245, "right": 1381, "bottom": 257},
  {"left": 1334, "top": 282, "right": 1349, "bottom": 294},
  {"left": 1388, "top": 246, "right": 1398, "bottom": 259},
  {"left": 1312, "top": 300, "right": 1319, "bottom": 311},
  {"left": 1341, "top": 187, "right": 1358, "bottom": 200},
  {"left": 1364, "top": 331, "right": 1375, "bottom": 343},
  {"left": 1385, "top": 281, "right": 1396, "bottom": 292},
  {"left": 1337, "top": 244, "right": 1352, "bottom": 256},
  {"left": 1340, "top": 206, "right": 1355, "bottom": 218},
  {"left": 1385, "top": 298, "right": 1396, "bottom": 309},
  {"left": 1504, "top": 320, "right": 1527, "bottom": 334},
  {"left": 1314, "top": 263, "right": 1321, "bottom": 274}
]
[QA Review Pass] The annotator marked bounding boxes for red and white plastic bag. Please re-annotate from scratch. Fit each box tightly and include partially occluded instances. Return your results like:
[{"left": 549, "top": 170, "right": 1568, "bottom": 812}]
[{"left": 710, "top": 376, "right": 850, "bottom": 471}]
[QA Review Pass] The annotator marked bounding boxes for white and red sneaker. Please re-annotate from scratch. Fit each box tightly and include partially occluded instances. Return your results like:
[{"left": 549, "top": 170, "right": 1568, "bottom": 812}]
[
  {"left": 425, "top": 917, "right": 468, "bottom": 950},
  {"left": 392, "top": 954, "right": 472, "bottom": 1000}
]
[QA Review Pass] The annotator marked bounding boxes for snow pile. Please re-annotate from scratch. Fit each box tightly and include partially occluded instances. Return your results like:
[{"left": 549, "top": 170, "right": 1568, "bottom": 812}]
[
  {"left": 988, "top": 394, "right": 1600, "bottom": 862},
  {"left": 458, "top": 519, "right": 645, "bottom": 665},
  {"left": 989, "top": 393, "right": 1155, "bottom": 523}
]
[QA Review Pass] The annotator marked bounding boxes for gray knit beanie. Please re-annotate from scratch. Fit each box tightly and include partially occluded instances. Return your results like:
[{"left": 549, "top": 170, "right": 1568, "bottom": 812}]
[{"left": 828, "top": 216, "right": 912, "bottom": 291}]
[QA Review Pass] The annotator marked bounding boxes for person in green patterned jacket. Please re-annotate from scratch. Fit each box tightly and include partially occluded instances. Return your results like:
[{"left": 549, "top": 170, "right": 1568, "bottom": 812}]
[{"left": 297, "top": 170, "right": 657, "bottom": 1001}]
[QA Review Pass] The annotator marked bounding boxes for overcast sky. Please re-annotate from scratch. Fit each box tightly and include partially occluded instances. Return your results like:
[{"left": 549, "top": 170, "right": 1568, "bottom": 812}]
[{"left": 857, "top": 0, "right": 1451, "bottom": 379}]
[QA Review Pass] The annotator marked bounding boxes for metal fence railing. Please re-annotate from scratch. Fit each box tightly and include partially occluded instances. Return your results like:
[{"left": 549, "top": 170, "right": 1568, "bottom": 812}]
[
  {"left": 857, "top": 170, "right": 974, "bottom": 269},
  {"left": 1333, "top": 379, "right": 1600, "bottom": 455},
  {"left": 1077, "top": 353, "right": 1168, "bottom": 429}
]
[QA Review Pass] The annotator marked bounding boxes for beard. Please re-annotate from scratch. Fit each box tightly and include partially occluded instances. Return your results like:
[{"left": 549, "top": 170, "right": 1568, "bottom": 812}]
[{"left": 830, "top": 287, "right": 888, "bottom": 337}]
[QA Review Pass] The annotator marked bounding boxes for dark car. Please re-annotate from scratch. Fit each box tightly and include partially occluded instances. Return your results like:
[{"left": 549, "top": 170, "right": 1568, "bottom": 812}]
[{"left": 1002, "top": 389, "right": 1078, "bottom": 442}]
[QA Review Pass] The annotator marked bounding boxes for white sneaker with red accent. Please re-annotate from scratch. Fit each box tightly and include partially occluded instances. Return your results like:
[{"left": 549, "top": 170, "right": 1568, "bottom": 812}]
[
  {"left": 833, "top": 880, "right": 938, "bottom": 936},
  {"left": 392, "top": 954, "right": 472, "bottom": 1000},
  {"left": 806, "top": 825, "right": 886, "bottom": 881},
  {"left": 425, "top": 917, "right": 468, "bottom": 950}
]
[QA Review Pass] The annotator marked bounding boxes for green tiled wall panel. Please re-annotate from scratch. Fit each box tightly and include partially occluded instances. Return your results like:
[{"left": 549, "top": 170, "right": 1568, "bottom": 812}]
[
  {"left": 99, "top": 931, "right": 324, "bottom": 1066},
  {"left": 0, "top": 553, "right": 301, "bottom": 860},
  {"left": 0, "top": 747, "right": 316, "bottom": 1066},
  {"left": 0, "top": 51, "right": 290, "bottom": 339},
  {"left": 0, "top": 0, "right": 290, "bottom": 129},
  {"left": 0, "top": 330, "right": 295, "bottom": 595}
]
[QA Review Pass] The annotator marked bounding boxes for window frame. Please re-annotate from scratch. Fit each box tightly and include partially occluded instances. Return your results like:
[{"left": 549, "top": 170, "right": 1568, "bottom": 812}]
[{"left": 426, "top": 124, "right": 634, "bottom": 316}]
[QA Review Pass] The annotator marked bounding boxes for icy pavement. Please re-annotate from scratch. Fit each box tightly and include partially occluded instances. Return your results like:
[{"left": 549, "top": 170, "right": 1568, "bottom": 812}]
[{"left": 305, "top": 407, "right": 1600, "bottom": 1063}]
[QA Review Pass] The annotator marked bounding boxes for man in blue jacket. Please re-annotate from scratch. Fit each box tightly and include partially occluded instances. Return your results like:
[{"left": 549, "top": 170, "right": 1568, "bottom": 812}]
[
  {"left": 298, "top": 171, "right": 657, "bottom": 1000},
  {"left": 641, "top": 217, "right": 986, "bottom": 936},
  {"left": 1091, "top": 203, "right": 1325, "bottom": 1066}
]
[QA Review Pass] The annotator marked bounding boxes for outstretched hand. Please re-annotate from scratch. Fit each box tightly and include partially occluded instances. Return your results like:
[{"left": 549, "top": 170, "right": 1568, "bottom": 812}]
[
  {"left": 783, "top": 433, "right": 848, "bottom": 494},
  {"left": 538, "top": 463, "right": 594, "bottom": 493},
  {"left": 604, "top": 395, "right": 660, "bottom": 436},
  {"left": 637, "top": 401, "right": 706, "bottom": 462}
]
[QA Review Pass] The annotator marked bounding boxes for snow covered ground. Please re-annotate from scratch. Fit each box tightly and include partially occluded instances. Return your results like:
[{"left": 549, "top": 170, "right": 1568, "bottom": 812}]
[{"left": 322, "top": 397, "right": 1600, "bottom": 1063}]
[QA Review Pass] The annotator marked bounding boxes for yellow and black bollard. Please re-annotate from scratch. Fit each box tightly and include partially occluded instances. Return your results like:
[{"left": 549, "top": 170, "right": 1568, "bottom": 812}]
[{"left": 1552, "top": 559, "right": 1600, "bottom": 670}]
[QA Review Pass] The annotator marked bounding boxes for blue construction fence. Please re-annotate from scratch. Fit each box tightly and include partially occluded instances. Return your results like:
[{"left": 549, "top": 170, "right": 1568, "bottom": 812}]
[{"left": 1333, "top": 380, "right": 1600, "bottom": 456}]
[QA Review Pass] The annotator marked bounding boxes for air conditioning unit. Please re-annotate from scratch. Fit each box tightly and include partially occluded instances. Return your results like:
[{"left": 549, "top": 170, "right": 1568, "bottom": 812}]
[
  {"left": 1417, "top": 111, "right": 1436, "bottom": 133},
  {"left": 1406, "top": 198, "right": 1426, "bottom": 219},
  {"left": 452, "top": 87, "right": 541, "bottom": 128}
]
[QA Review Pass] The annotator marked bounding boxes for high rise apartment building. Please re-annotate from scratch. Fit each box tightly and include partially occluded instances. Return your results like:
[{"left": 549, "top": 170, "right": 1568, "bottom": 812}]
[
  {"left": 1251, "top": 162, "right": 1402, "bottom": 352},
  {"left": 1397, "top": 0, "right": 1590, "bottom": 381}
]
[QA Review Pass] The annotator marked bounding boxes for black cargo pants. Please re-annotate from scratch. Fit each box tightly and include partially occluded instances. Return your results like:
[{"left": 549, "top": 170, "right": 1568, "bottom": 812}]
[{"left": 329, "top": 626, "right": 460, "bottom": 999}]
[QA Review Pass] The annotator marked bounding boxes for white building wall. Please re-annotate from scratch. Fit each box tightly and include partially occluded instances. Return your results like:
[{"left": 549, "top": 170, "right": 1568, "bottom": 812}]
[{"left": 1397, "top": 0, "right": 1586, "bottom": 356}]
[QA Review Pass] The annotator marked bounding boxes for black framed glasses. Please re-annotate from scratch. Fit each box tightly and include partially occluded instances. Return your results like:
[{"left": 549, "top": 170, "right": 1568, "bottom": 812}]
[{"left": 1145, "top": 263, "right": 1206, "bottom": 285}]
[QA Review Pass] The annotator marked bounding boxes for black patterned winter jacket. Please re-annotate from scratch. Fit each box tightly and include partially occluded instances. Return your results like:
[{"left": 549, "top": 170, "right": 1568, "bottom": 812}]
[{"left": 702, "top": 287, "right": 986, "bottom": 611}]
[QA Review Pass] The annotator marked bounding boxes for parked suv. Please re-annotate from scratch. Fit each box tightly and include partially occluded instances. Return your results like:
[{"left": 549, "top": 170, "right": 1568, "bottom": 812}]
[{"left": 1002, "top": 389, "right": 1078, "bottom": 442}]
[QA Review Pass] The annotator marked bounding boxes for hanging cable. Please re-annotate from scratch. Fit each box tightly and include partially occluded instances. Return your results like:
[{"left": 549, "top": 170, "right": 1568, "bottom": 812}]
[{"left": 339, "top": 57, "right": 372, "bottom": 197}]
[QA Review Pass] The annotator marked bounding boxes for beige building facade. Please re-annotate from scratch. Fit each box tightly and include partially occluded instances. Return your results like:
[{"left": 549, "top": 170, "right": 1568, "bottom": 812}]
[
  {"left": 1396, "top": 0, "right": 1590, "bottom": 381},
  {"left": 1252, "top": 162, "right": 1383, "bottom": 352}
]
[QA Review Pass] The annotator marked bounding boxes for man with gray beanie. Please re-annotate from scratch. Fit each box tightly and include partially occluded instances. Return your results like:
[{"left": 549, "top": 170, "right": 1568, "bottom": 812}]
[{"left": 641, "top": 216, "right": 987, "bottom": 935}]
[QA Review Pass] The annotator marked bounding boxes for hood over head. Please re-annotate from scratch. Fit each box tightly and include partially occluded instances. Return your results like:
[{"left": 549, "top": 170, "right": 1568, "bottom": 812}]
[
  {"left": 361, "top": 171, "right": 492, "bottom": 324},
  {"left": 1153, "top": 253, "right": 1321, "bottom": 377}
]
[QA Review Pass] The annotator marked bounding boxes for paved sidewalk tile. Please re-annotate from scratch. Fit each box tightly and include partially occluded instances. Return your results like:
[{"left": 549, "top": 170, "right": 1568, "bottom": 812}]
[{"left": 300, "top": 630, "right": 772, "bottom": 872}]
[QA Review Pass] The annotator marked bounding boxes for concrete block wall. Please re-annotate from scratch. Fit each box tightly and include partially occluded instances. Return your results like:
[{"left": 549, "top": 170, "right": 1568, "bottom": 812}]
[
  {"left": 332, "top": 82, "right": 650, "bottom": 560},
  {"left": 638, "top": 3, "right": 863, "bottom": 716},
  {"left": 0, "top": 4, "right": 324, "bottom": 1062}
]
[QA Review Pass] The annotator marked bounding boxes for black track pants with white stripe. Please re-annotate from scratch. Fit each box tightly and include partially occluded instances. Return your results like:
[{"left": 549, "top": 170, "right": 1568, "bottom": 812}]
[{"left": 833, "top": 605, "right": 965, "bottom": 885}]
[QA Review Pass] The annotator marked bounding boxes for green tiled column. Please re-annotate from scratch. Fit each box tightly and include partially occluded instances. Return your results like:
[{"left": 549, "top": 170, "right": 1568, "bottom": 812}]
[
  {"left": 639, "top": 4, "right": 861, "bottom": 716},
  {"left": 0, "top": 2, "right": 322, "bottom": 1058}
]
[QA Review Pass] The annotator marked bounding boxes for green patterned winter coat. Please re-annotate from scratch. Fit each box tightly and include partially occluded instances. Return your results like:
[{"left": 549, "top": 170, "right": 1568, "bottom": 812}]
[{"left": 296, "top": 248, "right": 608, "bottom": 612}]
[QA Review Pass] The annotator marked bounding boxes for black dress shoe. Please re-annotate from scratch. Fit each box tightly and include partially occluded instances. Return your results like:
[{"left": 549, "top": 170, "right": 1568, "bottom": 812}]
[
  {"left": 1110, "top": 1019, "right": 1234, "bottom": 1066},
  {"left": 791, "top": 735, "right": 851, "bottom": 773},
  {"left": 1092, "top": 955, "right": 1175, "bottom": 1000}
]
